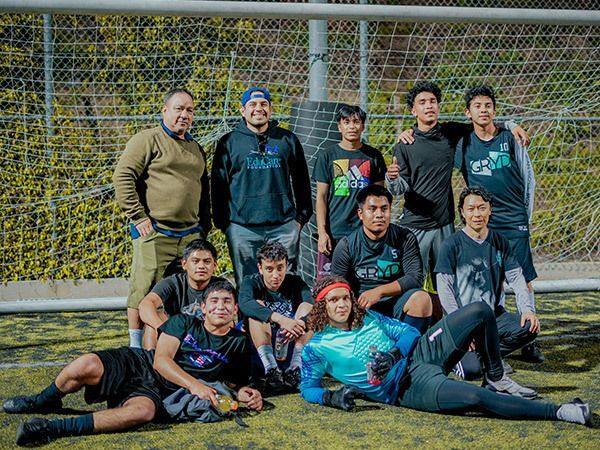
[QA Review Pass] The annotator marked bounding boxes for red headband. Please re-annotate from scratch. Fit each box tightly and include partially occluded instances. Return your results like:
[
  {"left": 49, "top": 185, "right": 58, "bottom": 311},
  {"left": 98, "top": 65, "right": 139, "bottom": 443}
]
[{"left": 315, "top": 282, "right": 352, "bottom": 302}]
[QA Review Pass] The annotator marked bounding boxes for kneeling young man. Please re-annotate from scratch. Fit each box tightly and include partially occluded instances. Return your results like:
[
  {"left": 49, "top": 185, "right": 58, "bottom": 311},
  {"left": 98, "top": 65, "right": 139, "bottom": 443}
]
[
  {"left": 239, "top": 242, "right": 314, "bottom": 393},
  {"left": 3, "top": 281, "right": 262, "bottom": 447},
  {"left": 300, "top": 276, "right": 591, "bottom": 426},
  {"left": 435, "top": 186, "right": 540, "bottom": 382},
  {"left": 331, "top": 184, "right": 432, "bottom": 333},
  {"left": 139, "top": 239, "right": 225, "bottom": 349}
]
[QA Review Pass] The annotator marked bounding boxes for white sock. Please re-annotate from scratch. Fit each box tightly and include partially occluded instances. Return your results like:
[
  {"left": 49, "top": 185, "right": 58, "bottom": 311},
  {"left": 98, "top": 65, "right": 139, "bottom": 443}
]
[
  {"left": 257, "top": 345, "right": 278, "bottom": 372},
  {"left": 129, "top": 329, "right": 143, "bottom": 348},
  {"left": 289, "top": 344, "right": 304, "bottom": 369}
]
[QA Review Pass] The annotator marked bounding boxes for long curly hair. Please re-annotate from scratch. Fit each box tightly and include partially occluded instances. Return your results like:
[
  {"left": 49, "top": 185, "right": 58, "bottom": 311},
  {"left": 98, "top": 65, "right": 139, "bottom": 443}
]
[{"left": 307, "top": 275, "right": 367, "bottom": 333}]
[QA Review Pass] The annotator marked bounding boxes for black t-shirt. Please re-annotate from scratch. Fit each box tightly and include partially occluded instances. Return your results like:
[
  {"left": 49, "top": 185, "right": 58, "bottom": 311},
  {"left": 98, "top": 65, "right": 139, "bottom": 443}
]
[
  {"left": 238, "top": 273, "right": 313, "bottom": 323},
  {"left": 151, "top": 273, "right": 226, "bottom": 318},
  {"left": 157, "top": 314, "right": 250, "bottom": 393},
  {"left": 312, "top": 143, "right": 387, "bottom": 240},
  {"left": 435, "top": 229, "right": 520, "bottom": 310},
  {"left": 456, "top": 128, "right": 529, "bottom": 238},
  {"left": 394, "top": 122, "right": 470, "bottom": 229},
  {"left": 331, "top": 224, "right": 423, "bottom": 301}
]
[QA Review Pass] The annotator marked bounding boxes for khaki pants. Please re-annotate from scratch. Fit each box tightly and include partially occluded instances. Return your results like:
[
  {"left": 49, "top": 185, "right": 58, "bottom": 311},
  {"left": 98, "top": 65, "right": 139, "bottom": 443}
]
[{"left": 127, "top": 230, "right": 201, "bottom": 308}]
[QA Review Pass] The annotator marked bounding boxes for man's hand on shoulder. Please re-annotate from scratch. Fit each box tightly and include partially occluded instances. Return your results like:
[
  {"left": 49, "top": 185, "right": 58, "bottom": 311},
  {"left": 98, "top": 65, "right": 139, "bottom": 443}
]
[
  {"left": 135, "top": 218, "right": 153, "bottom": 237},
  {"left": 237, "top": 386, "right": 263, "bottom": 411},
  {"left": 396, "top": 128, "right": 415, "bottom": 145},
  {"left": 510, "top": 125, "right": 530, "bottom": 147},
  {"left": 357, "top": 287, "right": 382, "bottom": 309}
]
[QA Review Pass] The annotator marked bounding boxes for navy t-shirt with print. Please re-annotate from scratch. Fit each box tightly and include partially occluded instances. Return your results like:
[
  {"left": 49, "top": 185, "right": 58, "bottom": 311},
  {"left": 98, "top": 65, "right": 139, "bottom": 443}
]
[
  {"left": 456, "top": 128, "right": 529, "bottom": 238},
  {"left": 312, "top": 144, "right": 386, "bottom": 240},
  {"left": 238, "top": 273, "right": 313, "bottom": 323},
  {"left": 151, "top": 273, "right": 227, "bottom": 318},
  {"left": 434, "top": 229, "right": 520, "bottom": 310},
  {"left": 331, "top": 224, "right": 423, "bottom": 302},
  {"left": 158, "top": 314, "right": 250, "bottom": 392}
]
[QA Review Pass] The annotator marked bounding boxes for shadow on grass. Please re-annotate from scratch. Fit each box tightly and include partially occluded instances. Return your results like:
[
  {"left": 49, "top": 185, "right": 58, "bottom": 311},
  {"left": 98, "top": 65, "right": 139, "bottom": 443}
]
[{"left": 507, "top": 319, "right": 600, "bottom": 375}]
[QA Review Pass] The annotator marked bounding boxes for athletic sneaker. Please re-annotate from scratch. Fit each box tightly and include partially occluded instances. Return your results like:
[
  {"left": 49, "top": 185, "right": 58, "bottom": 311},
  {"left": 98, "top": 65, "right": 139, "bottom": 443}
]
[
  {"left": 501, "top": 359, "right": 515, "bottom": 375},
  {"left": 283, "top": 367, "right": 301, "bottom": 390},
  {"left": 3, "top": 395, "right": 62, "bottom": 414},
  {"left": 556, "top": 398, "right": 592, "bottom": 426},
  {"left": 264, "top": 368, "right": 286, "bottom": 395},
  {"left": 485, "top": 374, "right": 537, "bottom": 399},
  {"left": 521, "top": 342, "right": 545, "bottom": 363},
  {"left": 16, "top": 418, "right": 54, "bottom": 446}
]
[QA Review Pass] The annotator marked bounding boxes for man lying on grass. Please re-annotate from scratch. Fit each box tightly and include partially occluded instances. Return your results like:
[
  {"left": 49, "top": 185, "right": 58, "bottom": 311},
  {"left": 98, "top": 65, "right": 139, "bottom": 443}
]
[
  {"left": 3, "top": 280, "right": 262, "bottom": 446},
  {"left": 300, "top": 275, "right": 592, "bottom": 426}
]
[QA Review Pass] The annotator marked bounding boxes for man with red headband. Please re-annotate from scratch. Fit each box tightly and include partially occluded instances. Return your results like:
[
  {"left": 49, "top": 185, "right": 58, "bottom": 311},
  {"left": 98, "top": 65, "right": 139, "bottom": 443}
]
[{"left": 299, "top": 276, "right": 591, "bottom": 426}]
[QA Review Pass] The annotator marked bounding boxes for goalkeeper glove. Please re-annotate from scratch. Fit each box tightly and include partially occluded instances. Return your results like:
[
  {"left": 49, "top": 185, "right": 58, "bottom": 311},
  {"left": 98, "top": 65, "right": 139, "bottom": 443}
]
[{"left": 322, "top": 385, "right": 359, "bottom": 411}]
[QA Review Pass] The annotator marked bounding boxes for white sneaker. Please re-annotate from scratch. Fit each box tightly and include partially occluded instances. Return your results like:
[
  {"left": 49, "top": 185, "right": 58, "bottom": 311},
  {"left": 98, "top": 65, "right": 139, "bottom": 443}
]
[
  {"left": 556, "top": 398, "right": 592, "bottom": 426},
  {"left": 485, "top": 374, "right": 537, "bottom": 399}
]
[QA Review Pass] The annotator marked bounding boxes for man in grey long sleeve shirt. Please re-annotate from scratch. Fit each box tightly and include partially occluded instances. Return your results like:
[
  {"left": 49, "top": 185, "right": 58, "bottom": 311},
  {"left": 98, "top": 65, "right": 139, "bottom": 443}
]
[{"left": 435, "top": 186, "right": 540, "bottom": 388}]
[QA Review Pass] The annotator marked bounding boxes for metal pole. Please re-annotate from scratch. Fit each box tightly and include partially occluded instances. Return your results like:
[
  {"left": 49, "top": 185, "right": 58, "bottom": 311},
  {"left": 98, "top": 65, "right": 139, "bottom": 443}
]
[
  {"left": 43, "top": 13, "right": 57, "bottom": 274},
  {"left": 2, "top": 1, "right": 599, "bottom": 26},
  {"left": 359, "top": 0, "right": 369, "bottom": 141},
  {"left": 309, "top": 0, "right": 328, "bottom": 102}
]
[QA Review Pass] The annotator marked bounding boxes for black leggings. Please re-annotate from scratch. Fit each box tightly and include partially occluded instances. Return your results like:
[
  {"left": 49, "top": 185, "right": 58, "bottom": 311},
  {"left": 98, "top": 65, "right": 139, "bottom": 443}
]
[
  {"left": 437, "top": 303, "right": 557, "bottom": 420},
  {"left": 437, "top": 379, "right": 557, "bottom": 420},
  {"left": 445, "top": 302, "right": 503, "bottom": 381}
]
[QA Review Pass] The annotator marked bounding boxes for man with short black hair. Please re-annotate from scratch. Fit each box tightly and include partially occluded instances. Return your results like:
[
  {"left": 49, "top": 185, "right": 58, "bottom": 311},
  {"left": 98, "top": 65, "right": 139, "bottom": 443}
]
[
  {"left": 139, "top": 239, "right": 226, "bottom": 349},
  {"left": 386, "top": 81, "right": 528, "bottom": 321},
  {"left": 331, "top": 184, "right": 432, "bottom": 333},
  {"left": 435, "top": 186, "right": 540, "bottom": 383},
  {"left": 455, "top": 84, "right": 543, "bottom": 363},
  {"left": 211, "top": 87, "right": 312, "bottom": 286},
  {"left": 239, "top": 242, "right": 313, "bottom": 393},
  {"left": 3, "top": 280, "right": 262, "bottom": 447},
  {"left": 300, "top": 276, "right": 591, "bottom": 427},
  {"left": 114, "top": 88, "right": 211, "bottom": 348},
  {"left": 313, "top": 104, "right": 387, "bottom": 278}
]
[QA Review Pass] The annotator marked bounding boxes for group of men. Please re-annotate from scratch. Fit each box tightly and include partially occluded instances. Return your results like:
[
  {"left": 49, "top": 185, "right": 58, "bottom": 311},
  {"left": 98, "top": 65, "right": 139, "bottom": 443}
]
[{"left": 3, "top": 83, "right": 593, "bottom": 446}]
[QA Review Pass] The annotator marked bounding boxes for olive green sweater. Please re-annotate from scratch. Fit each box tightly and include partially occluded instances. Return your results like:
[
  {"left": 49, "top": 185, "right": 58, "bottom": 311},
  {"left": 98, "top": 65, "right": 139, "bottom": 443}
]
[{"left": 113, "top": 125, "right": 211, "bottom": 232}]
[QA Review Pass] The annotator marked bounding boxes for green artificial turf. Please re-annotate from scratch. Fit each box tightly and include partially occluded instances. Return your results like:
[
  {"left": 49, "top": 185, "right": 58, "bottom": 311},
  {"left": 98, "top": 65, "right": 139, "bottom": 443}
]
[{"left": 0, "top": 292, "right": 598, "bottom": 449}]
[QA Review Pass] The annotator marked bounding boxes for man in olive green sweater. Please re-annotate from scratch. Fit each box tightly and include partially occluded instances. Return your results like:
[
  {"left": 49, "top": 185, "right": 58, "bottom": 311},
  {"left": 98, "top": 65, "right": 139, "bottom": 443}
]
[{"left": 113, "top": 88, "right": 211, "bottom": 348}]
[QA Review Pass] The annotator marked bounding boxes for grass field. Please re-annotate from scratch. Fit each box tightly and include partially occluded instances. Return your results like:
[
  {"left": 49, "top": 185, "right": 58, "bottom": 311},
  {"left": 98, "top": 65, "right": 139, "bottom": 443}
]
[{"left": 0, "top": 292, "right": 599, "bottom": 449}]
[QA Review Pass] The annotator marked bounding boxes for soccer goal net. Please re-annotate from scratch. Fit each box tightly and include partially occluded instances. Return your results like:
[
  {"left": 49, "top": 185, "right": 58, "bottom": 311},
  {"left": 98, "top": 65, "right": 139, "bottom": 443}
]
[{"left": 0, "top": 1, "right": 598, "bottom": 286}]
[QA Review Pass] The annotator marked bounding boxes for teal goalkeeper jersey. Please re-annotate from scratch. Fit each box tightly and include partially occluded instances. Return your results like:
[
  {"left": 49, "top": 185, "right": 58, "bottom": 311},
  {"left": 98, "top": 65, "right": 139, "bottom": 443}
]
[{"left": 300, "top": 311, "right": 420, "bottom": 405}]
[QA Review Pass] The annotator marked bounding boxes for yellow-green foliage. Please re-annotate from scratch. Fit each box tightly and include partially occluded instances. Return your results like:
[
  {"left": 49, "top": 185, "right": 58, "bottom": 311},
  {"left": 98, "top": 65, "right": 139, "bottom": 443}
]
[{"left": 0, "top": 14, "right": 598, "bottom": 283}]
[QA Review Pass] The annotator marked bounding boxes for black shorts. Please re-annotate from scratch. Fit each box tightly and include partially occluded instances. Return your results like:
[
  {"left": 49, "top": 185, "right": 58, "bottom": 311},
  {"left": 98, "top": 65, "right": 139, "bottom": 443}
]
[
  {"left": 371, "top": 288, "right": 423, "bottom": 319},
  {"left": 507, "top": 237, "right": 537, "bottom": 283},
  {"left": 84, "top": 347, "right": 163, "bottom": 411}
]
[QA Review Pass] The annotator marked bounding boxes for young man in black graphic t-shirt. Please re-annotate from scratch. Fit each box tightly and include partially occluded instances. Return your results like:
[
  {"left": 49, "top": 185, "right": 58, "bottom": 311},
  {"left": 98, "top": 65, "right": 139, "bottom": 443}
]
[
  {"left": 435, "top": 187, "right": 540, "bottom": 385},
  {"left": 239, "top": 242, "right": 314, "bottom": 392},
  {"left": 4, "top": 281, "right": 262, "bottom": 447},
  {"left": 331, "top": 185, "right": 432, "bottom": 334},
  {"left": 139, "top": 239, "right": 225, "bottom": 349},
  {"left": 313, "top": 105, "right": 387, "bottom": 278}
]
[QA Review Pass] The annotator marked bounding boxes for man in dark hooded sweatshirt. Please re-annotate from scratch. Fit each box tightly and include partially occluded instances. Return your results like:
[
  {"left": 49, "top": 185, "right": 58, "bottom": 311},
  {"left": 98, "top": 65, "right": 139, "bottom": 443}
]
[{"left": 211, "top": 87, "right": 313, "bottom": 286}]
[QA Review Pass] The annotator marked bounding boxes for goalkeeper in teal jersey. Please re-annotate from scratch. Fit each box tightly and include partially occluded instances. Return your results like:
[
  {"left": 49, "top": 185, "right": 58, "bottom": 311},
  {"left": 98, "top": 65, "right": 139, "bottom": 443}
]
[{"left": 300, "top": 276, "right": 592, "bottom": 426}]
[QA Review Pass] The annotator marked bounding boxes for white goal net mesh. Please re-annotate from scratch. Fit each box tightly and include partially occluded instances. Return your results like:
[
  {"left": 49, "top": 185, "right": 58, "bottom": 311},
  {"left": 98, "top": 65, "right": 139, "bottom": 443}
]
[{"left": 0, "top": 3, "right": 598, "bottom": 283}]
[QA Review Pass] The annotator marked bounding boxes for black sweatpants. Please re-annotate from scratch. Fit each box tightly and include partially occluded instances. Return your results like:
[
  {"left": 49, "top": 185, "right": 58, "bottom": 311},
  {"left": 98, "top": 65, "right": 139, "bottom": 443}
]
[{"left": 398, "top": 303, "right": 557, "bottom": 420}]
